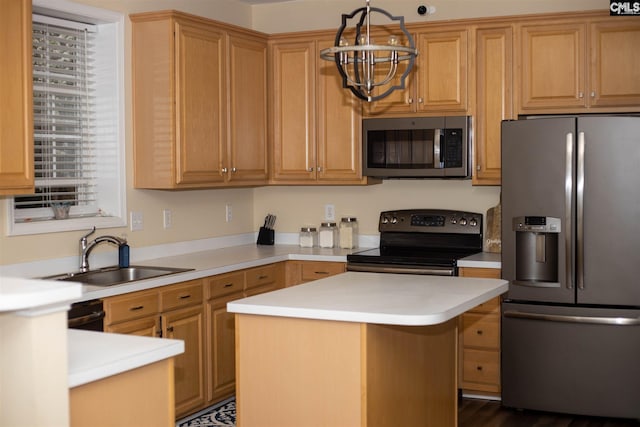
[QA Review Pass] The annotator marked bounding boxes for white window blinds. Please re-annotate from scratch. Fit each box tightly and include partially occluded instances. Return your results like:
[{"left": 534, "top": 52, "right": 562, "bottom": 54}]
[{"left": 14, "top": 16, "right": 98, "bottom": 218}]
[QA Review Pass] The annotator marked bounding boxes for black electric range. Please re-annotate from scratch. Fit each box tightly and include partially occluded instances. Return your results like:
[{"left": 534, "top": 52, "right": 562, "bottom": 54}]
[{"left": 347, "top": 209, "right": 483, "bottom": 276}]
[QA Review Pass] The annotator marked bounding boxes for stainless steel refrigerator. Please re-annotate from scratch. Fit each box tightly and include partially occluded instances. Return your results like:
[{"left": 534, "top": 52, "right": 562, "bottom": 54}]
[{"left": 501, "top": 116, "right": 640, "bottom": 419}]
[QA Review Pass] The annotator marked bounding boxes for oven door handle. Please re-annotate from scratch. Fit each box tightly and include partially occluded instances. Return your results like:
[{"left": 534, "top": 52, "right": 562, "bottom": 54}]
[
  {"left": 347, "top": 264, "right": 455, "bottom": 276},
  {"left": 68, "top": 310, "right": 105, "bottom": 328}
]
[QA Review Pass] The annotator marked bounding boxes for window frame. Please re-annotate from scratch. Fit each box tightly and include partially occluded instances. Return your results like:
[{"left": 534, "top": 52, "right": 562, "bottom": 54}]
[{"left": 7, "top": 0, "right": 126, "bottom": 236}]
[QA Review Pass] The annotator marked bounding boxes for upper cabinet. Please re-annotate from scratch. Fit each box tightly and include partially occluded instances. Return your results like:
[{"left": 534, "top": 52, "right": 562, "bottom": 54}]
[
  {"left": 269, "top": 35, "right": 369, "bottom": 184},
  {"left": 365, "top": 28, "right": 469, "bottom": 116},
  {"left": 131, "top": 11, "right": 268, "bottom": 189},
  {"left": 516, "top": 17, "right": 640, "bottom": 114},
  {"left": 471, "top": 25, "right": 514, "bottom": 186},
  {"left": 0, "top": 0, "right": 34, "bottom": 195}
]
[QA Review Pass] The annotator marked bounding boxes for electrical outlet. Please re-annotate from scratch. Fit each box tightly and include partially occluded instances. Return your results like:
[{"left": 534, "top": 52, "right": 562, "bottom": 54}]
[
  {"left": 163, "top": 209, "right": 172, "bottom": 229},
  {"left": 225, "top": 203, "right": 233, "bottom": 222},
  {"left": 130, "top": 211, "right": 143, "bottom": 231},
  {"left": 324, "top": 204, "right": 335, "bottom": 221}
]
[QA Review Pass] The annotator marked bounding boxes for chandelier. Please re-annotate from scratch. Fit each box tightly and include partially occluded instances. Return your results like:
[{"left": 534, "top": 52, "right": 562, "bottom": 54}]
[{"left": 319, "top": 0, "right": 418, "bottom": 102}]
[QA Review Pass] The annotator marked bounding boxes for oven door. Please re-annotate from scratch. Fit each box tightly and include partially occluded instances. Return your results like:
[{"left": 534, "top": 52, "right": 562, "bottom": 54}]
[{"left": 347, "top": 262, "right": 456, "bottom": 276}]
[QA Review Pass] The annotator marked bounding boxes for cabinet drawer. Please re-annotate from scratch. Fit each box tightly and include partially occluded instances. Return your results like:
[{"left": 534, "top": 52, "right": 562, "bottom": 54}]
[
  {"left": 462, "top": 313, "right": 500, "bottom": 349},
  {"left": 300, "top": 261, "right": 345, "bottom": 282},
  {"left": 105, "top": 290, "right": 159, "bottom": 325},
  {"left": 207, "top": 272, "right": 245, "bottom": 299},
  {"left": 469, "top": 296, "right": 501, "bottom": 314},
  {"left": 160, "top": 280, "right": 203, "bottom": 311},
  {"left": 245, "top": 264, "right": 279, "bottom": 290},
  {"left": 462, "top": 349, "right": 500, "bottom": 386}
]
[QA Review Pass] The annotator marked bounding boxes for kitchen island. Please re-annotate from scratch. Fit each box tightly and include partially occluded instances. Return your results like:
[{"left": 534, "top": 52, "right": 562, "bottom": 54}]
[{"left": 228, "top": 271, "right": 508, "bottom": 427}]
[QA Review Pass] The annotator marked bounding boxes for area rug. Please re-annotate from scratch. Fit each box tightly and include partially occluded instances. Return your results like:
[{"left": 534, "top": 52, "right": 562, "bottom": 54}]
[{"left": 176, "top": 396, "right": 236, "bottom": 427}]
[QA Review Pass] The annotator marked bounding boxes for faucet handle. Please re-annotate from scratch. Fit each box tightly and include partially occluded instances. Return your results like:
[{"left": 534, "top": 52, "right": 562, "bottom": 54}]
[{"left": 80, "top": 226, "right": 96, "bottom": 244}]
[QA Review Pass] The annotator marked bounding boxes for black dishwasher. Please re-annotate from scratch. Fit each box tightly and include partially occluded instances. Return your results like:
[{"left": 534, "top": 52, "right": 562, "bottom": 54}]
[{"left": 68, "top": 299, "right": 105, "bottom": 331}]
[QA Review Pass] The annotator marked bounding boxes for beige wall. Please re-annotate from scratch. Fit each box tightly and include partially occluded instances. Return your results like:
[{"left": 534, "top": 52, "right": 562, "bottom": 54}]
[{"left": 0, "top": 0, "right": 606, "bottom": 266}]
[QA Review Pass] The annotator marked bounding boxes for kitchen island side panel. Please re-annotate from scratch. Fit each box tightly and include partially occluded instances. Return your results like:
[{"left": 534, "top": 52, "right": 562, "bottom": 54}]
[{"left": 234, "top": 314, "right": 458, "bottom": 427}]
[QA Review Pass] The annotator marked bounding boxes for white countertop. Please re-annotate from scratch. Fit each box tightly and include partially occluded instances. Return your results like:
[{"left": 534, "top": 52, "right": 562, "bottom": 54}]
[
  {"left": 457, "top": 251, "right": 501, "bottom": 269},
  {"left": 75, "top": 244, "right": 500, "bottom": 302},
  {"left": 68, "top": 329, "right": 184, "bottom": 388},
  {"left": 0, "top": 277, "right": 81, "bottom": 314},
  {"left": 228, "top": 271, "right": 508, "bottom": 326}
]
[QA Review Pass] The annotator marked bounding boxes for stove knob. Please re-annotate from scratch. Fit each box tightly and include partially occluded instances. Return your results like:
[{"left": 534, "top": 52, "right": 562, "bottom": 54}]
[
  {"left": 459, "top": 218, "right": 468, "bottom": 226},
  {"left": 391, "top": 217, "right": 398, "bottom": 224},
  {"left": 382, "top": 217, "right": 389, "bottom": 224},
  {"left": 450, "top": 217, "right": 457, "bottom": 224},
  {"left": 469, "top": 218, "right": 478, "bottom": 227}
]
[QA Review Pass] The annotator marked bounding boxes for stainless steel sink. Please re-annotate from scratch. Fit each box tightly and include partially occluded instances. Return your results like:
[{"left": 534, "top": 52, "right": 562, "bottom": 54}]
[{"left": 45, "top": 266, "right": 193, "bottom": 286}]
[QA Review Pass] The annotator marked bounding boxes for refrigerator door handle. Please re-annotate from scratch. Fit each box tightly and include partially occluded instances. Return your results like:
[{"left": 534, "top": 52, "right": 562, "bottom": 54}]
[
  {"left": 565, "top": 133, "right": 574, "bottom": 290},
  {"left": 576, "top": 131, "right": 586, "bottom": 290},
  {"left": 504, "top": 310, "right": 640, "bottom": 326}
]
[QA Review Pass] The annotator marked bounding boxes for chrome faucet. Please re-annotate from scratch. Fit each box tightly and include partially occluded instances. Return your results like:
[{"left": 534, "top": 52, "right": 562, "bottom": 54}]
[{"left": 79, "top": 227, "right": 127, "bottom": 272}]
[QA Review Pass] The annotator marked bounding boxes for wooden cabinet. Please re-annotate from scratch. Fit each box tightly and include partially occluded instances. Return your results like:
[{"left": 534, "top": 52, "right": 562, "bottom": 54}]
[
  {"left": 458, "top": 267, "right": 501, "bottom": 396},
  {"left": 365, "top": 28, "right": 468, "bottom": 115},
  {"left": 516, "top": 17, "right": 640, "bottom": 113},
  {"left": 0, "top": 0, "right": 33, "bottom": 195},
  {"left": 269, "top": 36, "right": 368, "bottom": 184},
  {"left": 204, "top": 263, "right": 285, "bottom": 407},
  {"left": 104, "top": 280, "right": 205, "bottom": 418},
  {"left": 131, "top": 11, "right": 268, "bottom": 189},
  {"left": 471, "top": 25, "right": 513, "bottom": 186},
  {"left": 205, "top": 271, "right": 244, "bottom": 405},
  {"left": 285, "top": 260, "right": 346, "bottom": 286}
]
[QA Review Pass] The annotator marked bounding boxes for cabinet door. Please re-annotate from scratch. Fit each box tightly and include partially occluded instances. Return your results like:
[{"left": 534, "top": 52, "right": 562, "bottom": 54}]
[
  {"left": 206, "top": 291, "right": 243, "bottom": 404},
  {"left": 363, "top": 28, "right": 417, "bottom": 115},
  {"left": 163, "top": 304, "right": 205, "bottom": 417},
  {"left": 518, "top": 22, "right": 587, "bottom": 111},
  {"left": 270, "top": 40, "right": 316, "bottom": 181},
  {"left": 174, "top": 19, "right": 226, "bottom": 186},
  {"left": 316, "top": 39, "right": 363, "bottom": 182},
  {"left": 0, "top": 0, "right": 33, "bottom": 195},
  {"left": 416, "top": 29, "right": 468, "bottom": 112},
  {"left": 106, "top": 316, "right": 161, "bottom": 337},
  {"left": 227, "top": 33, "right": 268, "bottom": 184},
  {"left": 589, "top": 20, "right": 640, "bottom": 108},
  {"left": 473, "top": 26, "right": 513, "bottom": 186}
]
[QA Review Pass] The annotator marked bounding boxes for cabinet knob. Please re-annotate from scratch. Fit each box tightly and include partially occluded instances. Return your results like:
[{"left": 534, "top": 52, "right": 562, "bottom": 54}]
[
  {"left": 476, "top": 365, "right": 483, "bottom": 371},
  {"left": 222, "top": 167, "right": 228, "bottom": 174},
  {"left": 166, "top": 326, "right": 174, "bottom": 333},
  {"left": 578, "top": 92, "right": 584, "bottom": 99},
  {"left": 307, "top": 167, "right": 314, "bottom": 172},
  {"left": 476, "top": 329, "right": 483, "bottom": 335},
  {"left": 407, "top": 97, "right": 414, "bottom": 104},
  {"left": 231, "top": 167, "right": 237, "bottom": 173},
  {"left": 590, "top": 91, "right": 596, "bottom": 98},
  {"left": 418, "top": 97, "right": 424, "bottom": 104},
  {"left": 317, "top": 166, "right": 323, "bottom": 172}
]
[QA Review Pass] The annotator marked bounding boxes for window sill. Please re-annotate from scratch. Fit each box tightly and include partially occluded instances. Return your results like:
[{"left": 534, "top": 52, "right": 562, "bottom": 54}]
[{"left": 8, "top": 215, "right": 126, "bottom": 236}]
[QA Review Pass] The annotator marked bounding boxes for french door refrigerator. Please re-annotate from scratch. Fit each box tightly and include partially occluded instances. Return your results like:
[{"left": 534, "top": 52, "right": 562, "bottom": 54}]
[{"left": 500, "top": 116, "right": 640, "bottom": 419}]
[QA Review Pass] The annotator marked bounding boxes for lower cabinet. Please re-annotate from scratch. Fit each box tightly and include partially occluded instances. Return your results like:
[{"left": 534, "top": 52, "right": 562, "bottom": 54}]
[
  {"left": 458, "top": 267, "right": 502, "bottom": 396},
  {"left": 104, "top": 279, "right": 205, "bottom": 418},
  {"left": 104, "top": 261, "right": 336, "bottom": 419}
]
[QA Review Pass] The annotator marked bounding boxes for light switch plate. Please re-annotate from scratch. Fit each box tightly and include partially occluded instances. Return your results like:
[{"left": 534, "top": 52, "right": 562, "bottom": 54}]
[
  {"left": 130, "top": 211, "right": 143, "bottom": 231},
  {"left": 324, "top": 204, "right": 335, "bottom": 221}
]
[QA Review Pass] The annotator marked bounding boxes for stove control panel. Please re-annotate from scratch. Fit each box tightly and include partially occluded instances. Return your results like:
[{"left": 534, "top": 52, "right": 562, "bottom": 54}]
[{"left": 379, "top": 209, "right": 482, "bottom": 234}]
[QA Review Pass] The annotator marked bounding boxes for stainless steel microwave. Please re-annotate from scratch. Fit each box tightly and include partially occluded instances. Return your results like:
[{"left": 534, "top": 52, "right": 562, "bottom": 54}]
[{"left": 362, "top": 116, "right": 472, "bottom": 178}]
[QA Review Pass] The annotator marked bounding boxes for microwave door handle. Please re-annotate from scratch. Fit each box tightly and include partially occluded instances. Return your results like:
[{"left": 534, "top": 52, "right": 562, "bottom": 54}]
[{"left": 434, "top": 129, "right": 442, "bottom": 168}]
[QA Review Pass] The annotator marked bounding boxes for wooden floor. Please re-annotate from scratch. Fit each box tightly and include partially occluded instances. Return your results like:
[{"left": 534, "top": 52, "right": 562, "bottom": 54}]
[{"left": 459, "top": 398, "right": 640, "bottom": 427}]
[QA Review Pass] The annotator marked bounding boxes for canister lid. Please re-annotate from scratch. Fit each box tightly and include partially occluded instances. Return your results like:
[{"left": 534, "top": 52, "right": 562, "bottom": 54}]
[
  {"left": 320, "top": 222, "right": 337, "bottom": 227},
  {"left": 300, "top": 226, "right": 317, "bottom": 232},
  {"left": 341, "top": 217, "right": 357, "bottom": 222}
]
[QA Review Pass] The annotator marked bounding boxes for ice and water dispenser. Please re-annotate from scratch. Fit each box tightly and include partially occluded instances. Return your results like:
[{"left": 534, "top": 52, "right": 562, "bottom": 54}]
[{"left": 513, "top": 216, "right": 561, "bottom": 287}]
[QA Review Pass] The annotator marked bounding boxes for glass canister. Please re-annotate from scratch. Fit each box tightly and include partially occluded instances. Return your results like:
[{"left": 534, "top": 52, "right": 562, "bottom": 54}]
[
  {"left": 299, "top": 226, "right": 317, "bottom": 248},
  {"left": 339, "top": 217, "right": 359, "bottom": 249},
  {"left": 318, "top": 222, "right": 338, "bottom": 248}
]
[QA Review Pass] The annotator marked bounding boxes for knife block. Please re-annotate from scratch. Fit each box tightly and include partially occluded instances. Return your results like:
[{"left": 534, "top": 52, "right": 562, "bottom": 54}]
[{"left": 257, "top": 227, "right": 274, "bottom": 245}]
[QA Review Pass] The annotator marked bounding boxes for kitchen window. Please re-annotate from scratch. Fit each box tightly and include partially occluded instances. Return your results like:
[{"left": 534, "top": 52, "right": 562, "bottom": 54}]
[{"left": 7, "top": 0, "right": 125, "bottom": 236}]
